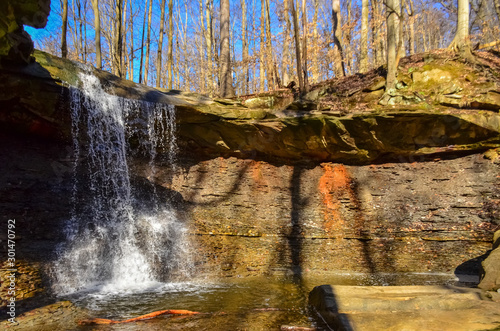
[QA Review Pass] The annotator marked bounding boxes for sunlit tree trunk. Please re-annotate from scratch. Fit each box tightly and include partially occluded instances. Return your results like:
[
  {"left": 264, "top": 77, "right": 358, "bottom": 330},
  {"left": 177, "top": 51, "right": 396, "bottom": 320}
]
[
  {"left": 91, "top": 0, "right": 101, "bottom": 69},
  {"left": 291, "top": 0, "right": 304, "bottom": 92},
  {"left": 283, "top": 0, "right": 291, "bottom": 86},
  {"left": 139, "top": 0, "right": 148, "bottom": 84},
  {"left": 167, "top": 0, "right": 174, "bottom": 88},
  {"left": 260, "top": 0, "right": 266, "bottom": 91},
  {"left": 144, "top": 0, "right": 153, "bottom": 84},
  {"left": 360, "top": 0, "right": 369, "bottom": 72},
  {"left": 385, "top": 0, "right": 397, "bottom": 98},
  {"left": 241, "top": 0, "right": 249, "bottom": 94},
  {"left": 220, "top": 0, "right": 234, "bottom": 97},
  {"left": 265, "top": 0, "right": 277, "bottom": 89},
  {"left": 449, "top": 0, "right": 472, "bottom": 59},
  {"left": 61, "top": 0, "right": 68, "bottom": 58},
  {"left": 127, "top": 0, "right": 134, "bottom": 80},
  {"left": 312, "top": 0, "right": 319, "bottom": 82},
  {"left": 199, "top": 0, "right": 207, "bottom": 93},
  {"left": 332, "top": 0, "right": 345, "bottom": 77},
  {"left": 156, "top": 0, "right": 167, "bottom": 87},
  {"left": 205, "top": 0, "right": 214, "bottom": 95},
  {"left": 406, "top": 0, "right": 415, "bottom": 55},
  {"left": 301, "top": 0, "right": 308, "bottom": 89}
]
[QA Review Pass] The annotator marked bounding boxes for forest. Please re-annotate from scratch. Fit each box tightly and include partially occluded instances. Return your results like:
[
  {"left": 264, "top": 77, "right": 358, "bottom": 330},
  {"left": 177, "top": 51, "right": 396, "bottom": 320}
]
[{"left": 28, "top": 0, "right": 500, "bottom": 97}]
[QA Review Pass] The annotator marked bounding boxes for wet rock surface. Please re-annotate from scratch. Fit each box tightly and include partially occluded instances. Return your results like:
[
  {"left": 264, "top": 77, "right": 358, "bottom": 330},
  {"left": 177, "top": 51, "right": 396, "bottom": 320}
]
[
  {"left": 0, "top": 301, "right": 88, "bottom": 330},
  {"left": 309, "top": 284, "right": 500, "bottom": 331}
]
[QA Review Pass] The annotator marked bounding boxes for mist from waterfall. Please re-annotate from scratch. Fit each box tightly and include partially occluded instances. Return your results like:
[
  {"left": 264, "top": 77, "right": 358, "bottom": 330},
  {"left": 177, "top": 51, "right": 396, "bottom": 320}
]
[{"left": 52, "top": 72, "right": 192, "bottom": 295}]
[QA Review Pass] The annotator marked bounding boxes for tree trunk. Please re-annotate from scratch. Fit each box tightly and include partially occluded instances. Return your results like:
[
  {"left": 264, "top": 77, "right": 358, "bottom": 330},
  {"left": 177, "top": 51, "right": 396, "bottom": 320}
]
[
  {"left": 360, "top": 0, "right": 369, "bottom": 72},
  {"left": 205, "top": 0, "right": 214, "bottom": 95},
  {"left": 61, "top": 0, "right": 68, "bottom": 58},
  {"left": 144, "top": 0, "right": 153, "bottom": 84},
  {"left": 83, "top": 0, "right": 87, "bottom": 62},
  {"left": 384, "top": 0, "right": 397, "bottom": 101},
  {"left": 265, "top": 0, "right": 277, "bottom": 89},
  {"left": 312, "top": 0, "right": 319, "bottom": 82},
  {"left": 395, "top": 0, "right": 405, "bottom": 63},
  {"left": 91, "top": 0, "right": 101, "bottom": 69},
  {"left": 406, "top": 0, "right": 415, "bottom": 55},
  {"left": 77, "top": 0, "right": 84, "bottom": 60},
  {"left": 449, "top": 0, "right": 472, "bottom": 60},
  {"left": 113, "top": 0, "right": 123, "bottom": 77},
  {"left": 241, "top": 0, "right": 249, "bottom": 95},
  {"left": 291, "top": 0, "right": 303, "bottom": 93},
  {"left": 139, "top": 0, "right": 148, "bottom": 84},
  {"left": 128, "top": 0, "right": 134, "bottom": 81},
  {"left": 199, "top": 0, "right": 207, "bottom": 93},
  {"left": 301, "top": 0, "right": 308, "bottom": 89},
  {"left": 283, "top": 0, "right": 291, "bottom": 86},
  {"left": 332, "top": 0, "right": 345, "bottom": 77},
  {"left": 156, "top": 0, "right": 167, "bottom": 87},
  {"left": 260, "top": 0, "right": 266, "bottom": 91},
  {"left": 167, "top": 0, "right": 174, "bottom": 89},
  {"left": 219, "top": 0, "right": 234, "bottom": 97}
]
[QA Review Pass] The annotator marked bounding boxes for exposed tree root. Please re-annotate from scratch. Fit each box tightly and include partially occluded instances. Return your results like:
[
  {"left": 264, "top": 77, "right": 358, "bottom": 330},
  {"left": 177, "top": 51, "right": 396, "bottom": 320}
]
[{"left": 78, "top": 309, "right": 200, "bottom": 325}]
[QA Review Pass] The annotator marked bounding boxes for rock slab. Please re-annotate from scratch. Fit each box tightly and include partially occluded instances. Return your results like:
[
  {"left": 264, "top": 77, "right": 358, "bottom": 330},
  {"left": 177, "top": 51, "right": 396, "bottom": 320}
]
[{"left": 309, "top": 285, "right": 500, "bottom": 331}]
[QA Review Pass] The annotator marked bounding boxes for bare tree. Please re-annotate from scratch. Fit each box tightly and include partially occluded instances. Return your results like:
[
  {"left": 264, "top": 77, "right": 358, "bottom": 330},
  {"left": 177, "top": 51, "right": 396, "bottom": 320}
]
[
  {"left": 90, "top": 0, "right": 101, "bottom": 69},
  {"left": 312, "top": 0, "right": 319, "bottom": 82},
  {"left": 220, "top": 0, "right": 234, "bottom": 97},
  {"left": 127, "top": 0, "right": 134, "bottom": 80},
  {"left": 301, "top": 0, "right": 308, "bottom": 89},
  {"left": 265, "top": 0, "right": 278, "bottom": 89},
  {"left": 260, "top": 0, "right": 266, "bottom": 91},
  {"left": 205, "top": 0, "right": 215, "bottom": 95},
  {"left": 61, "top": 0, "right": 69, "bottom": 58},
  {"left": 139, "top": 0, "right": 148, "bottom": 83},
  {"left": 332, "top": 0, "right": 345, "bottom": 77},
  {"left": 360, "top": 0, "right": 369, "bottom": 72},
  {"left": 383, "top": 0, "right": 397, "bottom": 103},
  {"left": 283, "top": 0, "right": 292, "bottom": 86},
  {"left": 449, "top": 0, "right": 473, "bottom": 59},
  {"left": 156, "top": 0, "right": 167, "bottom": 87},
  {"left": 113, "top": 0, "right": 123, "bottom": 77},
  {"left": 291, "top": 0, "right": 304, "bottom": 92},
  {"left": 167, "top": 0, "right": 174, "bottom": 88},
  {"left": 144, "top": 0, "right": 153, "bottom": 84},
  {"left": 241, "top": 0, "right": 249, "bottom": 94}
]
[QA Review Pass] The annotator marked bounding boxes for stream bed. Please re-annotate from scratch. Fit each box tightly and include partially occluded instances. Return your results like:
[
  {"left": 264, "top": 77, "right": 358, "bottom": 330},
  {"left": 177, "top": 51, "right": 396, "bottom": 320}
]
[{"left": 68, "top": 273, "right": 462, "bottom": 330}]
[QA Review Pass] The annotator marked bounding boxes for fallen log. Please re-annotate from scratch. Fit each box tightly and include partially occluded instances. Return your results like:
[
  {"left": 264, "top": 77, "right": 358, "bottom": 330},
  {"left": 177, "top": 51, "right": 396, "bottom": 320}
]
[{"left": 79, "top": 309, "right": 200, "bottom": 325}]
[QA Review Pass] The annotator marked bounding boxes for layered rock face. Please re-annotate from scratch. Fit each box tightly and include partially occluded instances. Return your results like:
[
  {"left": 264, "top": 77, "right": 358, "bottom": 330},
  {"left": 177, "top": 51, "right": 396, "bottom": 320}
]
[
  {"left": 0, "top": 44, "right": 499, "bottom": 299},
  {"left": 138, "top": 152, "right": 498, "bottom": 278}
]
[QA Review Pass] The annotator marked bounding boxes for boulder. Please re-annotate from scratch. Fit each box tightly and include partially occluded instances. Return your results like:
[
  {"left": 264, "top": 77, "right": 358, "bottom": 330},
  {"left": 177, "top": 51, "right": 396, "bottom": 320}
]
[
  {"left": 478, "top": 230, "right": 500, "bottom": 291},
  {"left": 0, "top": 0, "right": 50, "bottom": 64}
]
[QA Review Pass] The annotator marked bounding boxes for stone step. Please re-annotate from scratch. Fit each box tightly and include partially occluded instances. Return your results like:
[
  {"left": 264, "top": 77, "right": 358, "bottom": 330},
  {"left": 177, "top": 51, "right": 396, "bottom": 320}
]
[{"left": 309, "top": 285, "right": 500, "bottom": 331}]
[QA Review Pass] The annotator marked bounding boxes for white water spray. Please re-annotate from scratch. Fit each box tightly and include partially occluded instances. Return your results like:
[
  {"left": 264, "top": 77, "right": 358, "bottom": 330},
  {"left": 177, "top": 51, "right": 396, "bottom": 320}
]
[{"left": 53, "top": 73, "right": 191, "bottom": 295}]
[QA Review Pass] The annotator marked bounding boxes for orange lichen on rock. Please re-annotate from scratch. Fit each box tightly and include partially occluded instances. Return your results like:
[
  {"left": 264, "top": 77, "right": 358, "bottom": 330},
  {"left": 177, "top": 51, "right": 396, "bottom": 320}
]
[
  {"left": 319, "top": 164, "right": 352, "bottom": 235},
  {"left": 79, "top": 309, "right": 200, "bottom": 325}
]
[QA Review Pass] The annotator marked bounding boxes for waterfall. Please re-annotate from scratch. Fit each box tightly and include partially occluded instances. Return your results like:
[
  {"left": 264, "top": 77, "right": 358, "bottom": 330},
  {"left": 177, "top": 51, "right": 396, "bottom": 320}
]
[{"left": 52, "top": 73, "right": 191, "bottom": 295}]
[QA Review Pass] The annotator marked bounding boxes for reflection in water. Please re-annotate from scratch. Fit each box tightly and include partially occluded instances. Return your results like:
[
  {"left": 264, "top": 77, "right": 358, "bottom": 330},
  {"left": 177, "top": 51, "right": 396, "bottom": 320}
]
[{"left": 72, "top": 273, "right": 459, "bottom": 330}]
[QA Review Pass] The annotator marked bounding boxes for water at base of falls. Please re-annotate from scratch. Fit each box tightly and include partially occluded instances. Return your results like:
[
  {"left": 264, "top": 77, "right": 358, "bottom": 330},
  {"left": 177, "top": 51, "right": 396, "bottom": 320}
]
[{"left": 52, "top": 72, "right": 192, "bottom": 295}]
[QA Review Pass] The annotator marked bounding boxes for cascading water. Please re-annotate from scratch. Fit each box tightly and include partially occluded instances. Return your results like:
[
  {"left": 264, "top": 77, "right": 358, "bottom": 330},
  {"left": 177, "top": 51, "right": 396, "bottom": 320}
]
[{"left": 52, "top": 72, "right": 191, "bottom": 295}]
